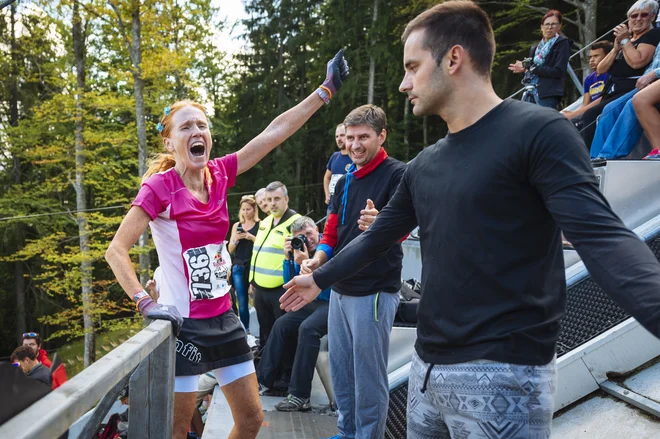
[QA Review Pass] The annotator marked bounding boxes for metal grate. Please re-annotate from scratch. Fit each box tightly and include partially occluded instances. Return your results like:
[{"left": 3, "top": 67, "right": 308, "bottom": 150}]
[{"left": 385, "top": 382, "right": 409, "bottom": 439}]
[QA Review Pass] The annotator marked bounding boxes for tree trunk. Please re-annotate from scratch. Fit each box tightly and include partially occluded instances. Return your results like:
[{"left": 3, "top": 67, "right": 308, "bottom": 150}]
[
  {"left": 130, "top": 1, "right": 150, "bottom": 286},
  {"left": 10, "top": 3, "right": 27, "bottom": 341},
  {"left": 581, "top": 0, "right": 597, "bottom": 75},
  {"left": 367, "top": 0, "right": 378, "bottom": 104},
  {"left": 73, "top": 0, "right": 95, "bottom": 367}
]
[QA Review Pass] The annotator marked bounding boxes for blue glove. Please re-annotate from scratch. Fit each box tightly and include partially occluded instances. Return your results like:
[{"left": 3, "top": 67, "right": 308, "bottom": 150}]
[
  {"left": 322, "top": 49, "right": 350, "bottom": 96},
  {"left": 139, "top": 297, "right": 183, "bottom": 336}
]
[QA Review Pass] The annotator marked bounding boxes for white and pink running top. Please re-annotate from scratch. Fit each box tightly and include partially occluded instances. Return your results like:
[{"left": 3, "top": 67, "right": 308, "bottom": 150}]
[{"left": 132, "top": 153, "right": 237, "bottom": 319}]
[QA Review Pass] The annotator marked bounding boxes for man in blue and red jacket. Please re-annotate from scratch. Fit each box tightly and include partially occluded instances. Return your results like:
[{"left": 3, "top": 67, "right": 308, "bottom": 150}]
[{"left": 295, "top": 105, "right": 407, "bottom": 439}]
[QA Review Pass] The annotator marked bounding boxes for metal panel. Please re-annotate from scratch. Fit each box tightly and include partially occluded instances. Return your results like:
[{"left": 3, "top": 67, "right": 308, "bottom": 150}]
[
  {"left": 601, "top": 161, "right": 660, "bottom": 231},
  {"left": 554, "top": 356, "right": 599, "bottom": 411}
]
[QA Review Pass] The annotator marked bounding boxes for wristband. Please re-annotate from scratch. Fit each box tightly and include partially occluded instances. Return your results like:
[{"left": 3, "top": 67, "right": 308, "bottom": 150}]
[
  {"left": 318, "top": 85, "right": 333, "bottom": 99},
  {"left": 316, "top": 87, "right": 331, "bottom": 105},
  {"left": 135, "top": 296, "right": 151, "bottom": 311},
  {"left": 620, "top": 38, "right": 630, "bottom": 46}
]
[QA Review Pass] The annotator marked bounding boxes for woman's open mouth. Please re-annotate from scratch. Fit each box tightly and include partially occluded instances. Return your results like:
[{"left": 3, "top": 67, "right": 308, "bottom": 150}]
[{"left": 190, "top": 141, "right": 205, "bottom": 157}]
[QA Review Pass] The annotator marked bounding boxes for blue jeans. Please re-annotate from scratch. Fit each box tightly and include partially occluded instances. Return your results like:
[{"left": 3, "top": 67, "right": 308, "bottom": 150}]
[
  {"left": 231, "top": 264, "right": 250, "bottom": 330},
  {"left": 590, "top": 89, "right": 644, "bottom": 159},
  {"left": 328, "top": 290, "right": 400, "bottom": 439}
]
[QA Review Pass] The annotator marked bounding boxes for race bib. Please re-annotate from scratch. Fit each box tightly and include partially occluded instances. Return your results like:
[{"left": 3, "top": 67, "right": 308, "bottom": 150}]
[
  {"left": 183, "top": 243, "right": 231, "bottom": 301},
  {"left": 329, "top": 173, "right": 343, "bottom": 195}
]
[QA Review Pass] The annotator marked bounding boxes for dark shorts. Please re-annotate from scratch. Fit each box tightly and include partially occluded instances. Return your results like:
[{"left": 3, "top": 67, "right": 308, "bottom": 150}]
[{"left": 175, "top": 310, "right": 253, "bottom": 376}]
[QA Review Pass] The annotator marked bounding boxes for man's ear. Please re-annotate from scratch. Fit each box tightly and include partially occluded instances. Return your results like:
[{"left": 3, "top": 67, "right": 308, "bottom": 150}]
[{"left": 379, "top": 129, "right": 387, "bottom": 146}]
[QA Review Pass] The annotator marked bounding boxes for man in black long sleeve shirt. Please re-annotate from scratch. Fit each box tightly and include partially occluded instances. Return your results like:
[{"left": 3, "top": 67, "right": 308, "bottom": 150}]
[{"left": 281, "top": 2, "right": 660, "bottom": 438}]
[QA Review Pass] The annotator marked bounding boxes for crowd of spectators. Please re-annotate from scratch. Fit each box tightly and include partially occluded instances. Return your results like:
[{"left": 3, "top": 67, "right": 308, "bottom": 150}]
[{"left": 510, "top": 0, "right": 660, "bottom": 164}]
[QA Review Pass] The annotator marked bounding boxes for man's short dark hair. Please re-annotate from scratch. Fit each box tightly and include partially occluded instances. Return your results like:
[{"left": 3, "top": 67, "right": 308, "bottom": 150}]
[
  {"left": 401, "top": 0, "right": 496, "bottom": 78},
  {"left": 13, "top": 345, "right": 36, "bottom": 362},
  {"left": 591, "top": 41, "right": 613, "bottom": 55},
  {"left": 22, "top": 333, "right": 42, "bottom": 347},
  {"left": 344, "top": 104, "right": 387, "bottom": 136},
  {"left": 266, "top": 181, "right": 288, "bottom": 198}
]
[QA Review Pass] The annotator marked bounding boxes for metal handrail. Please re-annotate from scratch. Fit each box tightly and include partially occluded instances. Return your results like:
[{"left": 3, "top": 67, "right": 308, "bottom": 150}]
[{"left": 0, "top": 319, "right": 175, "bottom": 439}]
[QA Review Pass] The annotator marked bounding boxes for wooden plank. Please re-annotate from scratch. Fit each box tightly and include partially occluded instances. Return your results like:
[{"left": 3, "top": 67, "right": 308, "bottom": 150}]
[
  {"left": 128, "top": 358, "right": 150, "bottom": 439},
  {"left": 73, "top": 372, "right": 132, "bottom": 439},
  {"left": 148, "top": 334, "right": 175, "bottom": 438},
  {"left": 0, "top": 319, "right": 172, "bottom": 439}
]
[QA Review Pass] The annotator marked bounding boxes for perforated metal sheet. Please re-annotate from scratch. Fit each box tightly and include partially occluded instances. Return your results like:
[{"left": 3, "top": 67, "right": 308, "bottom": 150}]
[{"left": 385, "top": 382, "right": 409, "bottom": 439}]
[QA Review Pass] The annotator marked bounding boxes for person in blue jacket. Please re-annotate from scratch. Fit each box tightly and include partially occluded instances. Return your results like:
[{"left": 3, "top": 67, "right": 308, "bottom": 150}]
[{"left": 256, "top": 216, "right": 330, "bottom": 412}]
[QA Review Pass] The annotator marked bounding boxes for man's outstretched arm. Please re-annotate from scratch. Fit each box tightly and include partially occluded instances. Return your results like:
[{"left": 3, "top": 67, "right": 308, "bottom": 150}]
[{"left": 281, "top": 172, "right": 418, "bottom": 311}]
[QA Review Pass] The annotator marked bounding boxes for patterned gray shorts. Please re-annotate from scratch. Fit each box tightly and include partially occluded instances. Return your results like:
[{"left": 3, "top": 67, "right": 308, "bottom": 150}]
[{"left": 407, "top": 351, "right": 556, "bottom": 439}]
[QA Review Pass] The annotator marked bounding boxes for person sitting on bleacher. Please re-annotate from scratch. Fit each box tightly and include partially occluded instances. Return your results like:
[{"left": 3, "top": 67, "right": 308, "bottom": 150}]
[
  {"left": 257, "top": 216, "right": 330, "bottom": 412},
  {"left": 589, "top": 10, "right": 660, "bottom": 162},
  {"left": 580, "top": 0, "right": 660, "bottom": 151},
  {"left": 634, "top": 66, "right": 660, "bottom": 159},
  {"left": 561, "top": 41, "right": 612, "bottom": 125}
]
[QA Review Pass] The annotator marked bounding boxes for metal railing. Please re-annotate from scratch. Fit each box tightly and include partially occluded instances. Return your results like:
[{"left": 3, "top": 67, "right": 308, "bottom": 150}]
[{"left": 0, "top": 319, "right": 175, "bottom": 439}]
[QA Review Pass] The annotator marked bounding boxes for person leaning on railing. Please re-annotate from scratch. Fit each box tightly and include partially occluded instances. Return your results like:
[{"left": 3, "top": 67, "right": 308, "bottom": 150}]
[
  {"left": 104, "top": 49, "right": 348, "bottom": 439},
  {"left": 580, "top": 0, "right": 660, "bottom": 149},
  {"left": 508, "top": 9, "right": 571, "bottom": 110}
]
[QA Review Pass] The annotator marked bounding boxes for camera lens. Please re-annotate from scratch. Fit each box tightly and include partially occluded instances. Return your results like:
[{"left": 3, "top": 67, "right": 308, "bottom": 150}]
[{"left": 291, "top": 234, "right": 308, "bottom": 251}]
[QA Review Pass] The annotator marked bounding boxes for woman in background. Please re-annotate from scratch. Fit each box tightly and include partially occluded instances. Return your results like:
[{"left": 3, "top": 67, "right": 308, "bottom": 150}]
[{"left": 228, "top": 195, "right": 260, "bottom": 331}]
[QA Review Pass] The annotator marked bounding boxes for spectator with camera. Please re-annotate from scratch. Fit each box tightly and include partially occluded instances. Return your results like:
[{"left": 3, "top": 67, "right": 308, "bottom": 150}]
[
  {"left": 286, "top": 105, "right": 406, "bottom": 438},
  {"left": 508, "top": 10, "right": 571, "bottom": 109},
  {"left": 323, "top": 124, "right": 352, "bottom": 211},
  {"left": 249, "top": 181, "right": 301, "bottom": 347},
  {"left": 228, "top": 195, "right": 260, "bottom": 330},
  {"left": 256, "top": 216, "right": 330, "bottom": 412}
]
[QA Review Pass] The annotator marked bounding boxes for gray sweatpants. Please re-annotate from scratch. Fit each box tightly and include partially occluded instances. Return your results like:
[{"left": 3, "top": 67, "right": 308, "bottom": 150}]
[
  {"left": 328, "top": 290, "right": 400, "bottom": 439},
  {"left": 407, "top": 351, "right": 557, "bottom": 439}
]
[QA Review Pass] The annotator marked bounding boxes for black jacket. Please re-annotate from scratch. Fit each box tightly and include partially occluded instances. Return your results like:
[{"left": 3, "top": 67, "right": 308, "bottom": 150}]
[
  {"left": 315, "top": 149, "right": 406, "bottom": 296},
  {"left": 529, "top": 35, "right": 570, "bottom": 99}
]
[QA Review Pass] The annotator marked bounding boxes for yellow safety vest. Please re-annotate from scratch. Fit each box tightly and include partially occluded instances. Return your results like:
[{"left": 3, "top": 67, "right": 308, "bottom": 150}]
[{"left": 249, "top": 212, "right": 301, "bottom": 288}]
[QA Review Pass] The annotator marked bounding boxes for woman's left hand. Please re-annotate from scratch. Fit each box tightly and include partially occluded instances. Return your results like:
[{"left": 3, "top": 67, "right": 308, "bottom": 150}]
[
  {"left": 244, "top": 232, "right": 256, "bottom": 242},
  {"left": 614, "top": 24, "right": 631, "bottom": 42},
  {"left": 508, "top": 61, "right": 525, "bottom": 74},
  {"left": 637, "top": 71, "right": 657, "bottom": 90}
]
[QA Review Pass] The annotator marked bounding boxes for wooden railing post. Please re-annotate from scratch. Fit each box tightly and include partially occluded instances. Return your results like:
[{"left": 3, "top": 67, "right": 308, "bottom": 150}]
[{"left": 148, "top": 329, "right": 176, "bottom": 437}]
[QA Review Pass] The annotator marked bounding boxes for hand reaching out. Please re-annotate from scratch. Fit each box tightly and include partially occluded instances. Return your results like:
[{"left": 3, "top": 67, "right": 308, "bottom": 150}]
[{"left": 280, "top": 274, "right": 322, "bottom": 312}]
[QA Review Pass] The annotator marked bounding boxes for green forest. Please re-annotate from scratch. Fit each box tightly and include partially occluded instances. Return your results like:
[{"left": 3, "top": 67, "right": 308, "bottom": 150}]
[{"left": 0, "top": 0, "right": 634, "bottom": 368}]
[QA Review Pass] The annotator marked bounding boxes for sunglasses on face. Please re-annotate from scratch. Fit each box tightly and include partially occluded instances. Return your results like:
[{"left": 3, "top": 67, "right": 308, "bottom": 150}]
[
  {"left": 22, "top": 332, "right": 39, "bottom": 338},
  {"left": 629, "top": 12, "right": 651, "bottom": 20}
]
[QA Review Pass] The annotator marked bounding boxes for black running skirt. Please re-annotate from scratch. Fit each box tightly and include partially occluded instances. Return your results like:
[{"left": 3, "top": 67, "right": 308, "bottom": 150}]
[{"left": 175, "top": 310, "right": 253, "bottom": 376}]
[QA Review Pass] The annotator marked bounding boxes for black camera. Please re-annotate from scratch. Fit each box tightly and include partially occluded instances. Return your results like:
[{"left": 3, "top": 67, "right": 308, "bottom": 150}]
[
  {"left": 521, "top": 57, "right": 533, "bottom": 70},
  {"left": 237, "top": 224, "right": 244, "bottom": 233},
  {"left": 291, "top": 234, "right": 308, "bottom": 251}
]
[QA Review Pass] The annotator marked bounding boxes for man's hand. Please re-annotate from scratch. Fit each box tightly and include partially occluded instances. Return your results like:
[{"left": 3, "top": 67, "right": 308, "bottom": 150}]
[
  {"left": 322, "top": 49, "right": 349, "bottom": 97},
  {"left": 325, "top": 193, "right": 331, "bottom": 205},
  {"left": 280, "top": 274, "right": 321, "bottom": 312},
  {"left": 637, "top": 71, "right": 657, "bottom": 90},
  {"left": 301, "top": 258, "right": 321, "bottom": 275},
  {"left": 561, "top": 110, "right": 574, "bottom": 119},
  {"left": 358, "top": 198, "right": 379, "bottom": 231},
  {"left": 294, "top": 243, "right": 310, "bottom": 266},
  {"left": 283, "top": 238, "right": 293, "bottom": 259},
  {"left": 249, "top": 285, "right": 255, "bottom": 299},
  {"left": 138, "top": 298, "right": 183, "bottom": 336}
]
